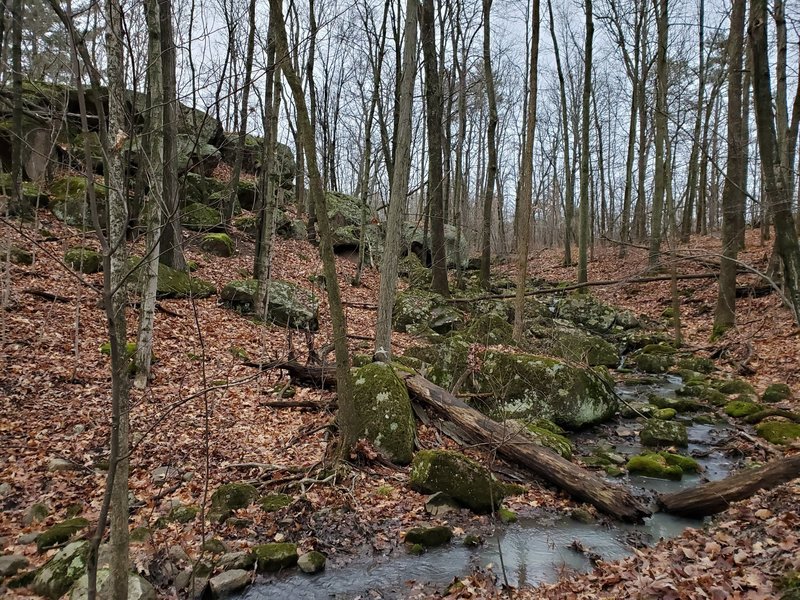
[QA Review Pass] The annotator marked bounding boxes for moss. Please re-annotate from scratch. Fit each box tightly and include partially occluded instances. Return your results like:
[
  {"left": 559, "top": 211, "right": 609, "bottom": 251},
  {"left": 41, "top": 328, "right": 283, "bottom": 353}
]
[
  {"left": 756, "top": 422, "right": 800, "bottom": 445},
  {"left": 466, "top": 313, "right": 514, "bottom": 345},
  {"left": 260, "top": 493, "right": 292, "bottom": 512},
  {"left": 409, "top": 449, "right": 515, "bottom": 513},
  {"left": 463, "top": 534, "right": 483, "bottom": 547},
  {"left": 252, "top": 542, "right": 298, "bottom": 572},
  {"left": 648, "top": 395, "right": 705, "bottom": 413},
  {"left": 393, "top": 288, "right": 463, "bottom": 334},
  {"left": 200, "top": 232, "right": 234, "bottom": 256},
  {"left": 209, "top": 483, "right": 258, "bottom": 522},
  {"left": 633, "top": 353, "right": 674, "bottom": 373},
  {"left": 129, "top": 527, "right": 151, "bottom": 544},
  {"left": 182, "top": 202, "right": 221, "bottom": 231},
  {"left": 409, "top": 543, "right": 425, "bottom": 555},
  {"left": 64, "top": 247, "right": 101, "bottom": 273},
  {"left": 724, "top": 400, "right": 763, "bottom": 418},
  {"left": 626, "top": 453, "right": 683, "bottom": 480},
  {"left": 35, "top": 518, "right": 89, "bottom": 552},
  {"left": 676, "top": 356, "right": 714, "bottom": 374},
  {"left": 405, "top": 526, "right": 453, "bottom": 547},
  {"left": 661, "top": 452, "right": 700, "bottom": 473},
  {"left": 31, "top": 541, "right": 89, "bottom": 599},
  {"left": 524, "top": 325, "right": 620, "bottom": 367},
  {"left": 654, "top": 408, "right": 677, "bottom": 420},
  {"left": 498, "top": 507, "right": 517, "bottom": 523},
  {"left": 640, "top": 419, "right": 688, "bottom": 447},
  {"left": 510, "top": 420, "right": 573, "bottom": 459},
  {"left": 229, "top": 346, "right": 249, "bottom": 360},
  {"left": 777, "top": 570, "right": 800, "bottom": 600},
  {"left": 398, "top": 253, "right": 432, "bottom": 288},
  {"left": 763, "top": 383, "right": 791, "bottom": 403},
  {"left": 352, "top": 362, "right": 415, "bottom": 464},
  {"left": 221, "top": 279, "right": 319, "bottom": 331},
  {"left": 166, "top": 504, "right": 199, "bottom": 524},
  {"left": 716, "top": 379, "right": 756, "bottom": 395},
  {"left": 401, "top": 336, "right": 471, "bottom": 390},
  {"left": 233, "top": 214, "right": 258, "bottom": 236},
  {"left": 297, "top": 551, "right": 326, "bottom": 574},
  {"left": 125, "top": 259, "right": 216, "bottom": 299},
  {"left": 700, "top": 387, "right": 728, "bottom": 406},
  {"left": 201, "top": 538, "right": 227, "bottom": 554}
]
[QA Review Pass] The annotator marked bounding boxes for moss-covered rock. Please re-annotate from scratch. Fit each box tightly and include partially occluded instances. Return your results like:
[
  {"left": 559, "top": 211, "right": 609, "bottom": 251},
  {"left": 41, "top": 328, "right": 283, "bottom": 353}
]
[
  {"left": 220, "top": 279, "right": 319, "bottom": 331},
  {"left": 182, "top": 202, "right": 221, "bottom": 231},
  {"left": 524, "top": 325, "right": 620, "bottom": 367},
  {"left": 762, "top": 383, "right": 792, "bottom": 403},
  {"left": 393, "top": 288, "right": 463, "bottom": 334},
  {"left": 700, "top": 387, "right": 728, "bottom": 406},
  {"left": 756, "top": 422, "right": 800, "bottom": 445},
  {"left": 126, "top": 258, "right": 215, "bottom": 298},
  {"left": 398, "top": 253, "right": 432, "bottom": 288},
  {"left": 553, "top": 294, "right": 633, "bottom": 333},
  {"left": 640, "top": 419, "right": 688, "bottom": 447},
  {"left": 297, "top": 551, "right": 326, "bottom": 574},
  {"left": 465, "top": 313, "right": 514, "bottom": 345},
  {"left": 64, "top": 247, "right": 102, "bottom": 274},
  {"left": 476, "top": 351, "right": 618, "bottom": 429},
  {"left": 676, "top": 356, "right": 714, "bottom": 374},
  {"left": 724, "top": 400, "right": 763, "bottom": 418},
  {"left": 165, "top": 504, "right": 199, "bottom": 524},
  {"left": 507, "top": 420, "right": 573, "bottom": 459},
  {"left": 626, "top": 453, "right": 683, "bottom": 480},
  {"left": 654, "top": 408, "right": 677, "bottom": 420},
  {"left": 400, "top": 336, "right": 471, "bottom": 391},
  {"left": 252, "top": 542, "right": 298, "bottom": 572},
  {"left": 498, "top": 507, "right": 517, "bottom": 523},
  {"left": 405, "top": 526, "right": 453, "bottom": 547},
  {"left": 68, "top": 569, "right": 156, "bottom": 600},
  {"left": 715, "top": 379, "right": 755, "bottom": 396},
  {"left": 48, "top": 176, "right": 107, "bottom": 228},
  {"left": 36, "top": 518, "right": 89, "bottom": 552},
  {"left": 260, "top": 493, "right": 292, "bottom": 512},
  {"left": 409, "top": 449, "right": 518, "bottom": 513},
  {"left": 352, "top": 363, "right": 415, "bottom": 464},
  {"left": 209, "top": 483, "right": 258, "bottom": 522},
  {"left": 633, "top": 353, "right": 674, "bottom": 374},
  {"left": 31, "top": 541, "right": 89, "bottom": 599},
  {"left": 200, "top": 233, "right": 234, "bottom": 256},
  {"left": 648, "top": 395, "right": 705, "bottom": 413}
]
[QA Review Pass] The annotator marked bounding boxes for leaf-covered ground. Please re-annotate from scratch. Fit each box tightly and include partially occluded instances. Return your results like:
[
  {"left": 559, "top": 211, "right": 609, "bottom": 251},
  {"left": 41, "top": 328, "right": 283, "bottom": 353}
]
[{"left": 1, "top": 212, "right": 798, "bottom": 599}]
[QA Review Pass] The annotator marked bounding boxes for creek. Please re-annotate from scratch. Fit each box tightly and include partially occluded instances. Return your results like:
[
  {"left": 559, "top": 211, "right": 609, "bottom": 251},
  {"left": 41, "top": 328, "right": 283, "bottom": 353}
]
[{"left": 237, "top": 374, "right": 737, "bottom": 599}]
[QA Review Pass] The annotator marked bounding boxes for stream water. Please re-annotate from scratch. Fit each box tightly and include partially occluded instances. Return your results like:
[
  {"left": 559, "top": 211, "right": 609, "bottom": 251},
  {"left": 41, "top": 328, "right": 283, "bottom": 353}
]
[{"left": 237, "top": 375, "right": 737, "bottom": 599}]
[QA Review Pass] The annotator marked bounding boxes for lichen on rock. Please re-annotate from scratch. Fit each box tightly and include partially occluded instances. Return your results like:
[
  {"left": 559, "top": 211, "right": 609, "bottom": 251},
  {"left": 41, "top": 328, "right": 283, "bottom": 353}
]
[{"left": 220, "top": 278, "right": 319, "bottom": 331}]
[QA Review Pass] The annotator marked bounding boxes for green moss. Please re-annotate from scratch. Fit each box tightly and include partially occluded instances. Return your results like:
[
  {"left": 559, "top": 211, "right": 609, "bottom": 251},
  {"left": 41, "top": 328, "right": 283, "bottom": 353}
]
[
  {"left": 762, "top": 383, "right": 791, "bottom": 403},
  {"left": 700, "top": 387, "right": 728, "bottom": 406},
  {"left": 463, "top": 534, "right": 483, "bottom": 547},
  {"left": 260, "top": 493, "right": 292, "bottom": 512},
  {"left": 633, "top": 353, "right": 674, "bottom": 373},
  {"left": 716, "top": 379, "right": 756, "bottom": 395},
  {"left": 31, "top": 540, "right": 89, "bottom": 599},
  {"left": 498, "top": 507, "right": 517, "bottom": 523},
  {"left": 252, "top": 542, "right": 298, "bottom": 572},
  {"left": 405, "top": 526, "right": 453, "bottom": 547},
  {"left": 756, "top": 422, "right": 800, "bottom": 445},
  {"left": 777, "top": 570, "right": 800, "bottom": 600},
  {"left": 125, "top": 259, "right": 216, "bottom": 299},
  {"left": 166, "top": 504, "right": 199, "bottom": 524},
  {"left": 398, "top": 253, "right": 432, "bottom": 288},
  {"left": 676, "top": 356, "right": 714, "bottom": 374},
  {"left": 654, "top": 408, "right": 677, "bottom": 420},
  {"left": 409, "top": 449, "right": 515, "bottom": 513},
  {"left": 200, "top": 232, "right": 234, "bottom": 256},
  {"left": 661, "top": 452, "right": 700, "bottom": 473},
  {"left": 182, "top": 202, "right": 221, "bottom": 231},
  {"left": 626, "top": 453, "right": 683, "bottom": 480},
  {"left": 524, "top": 325, "right": 620, "bottom": 367},
  {"left": 99, "top": 341, "right": 137, "bottom": 359},
  {"left": 229, "top": 346, "right": 249, "bottom": 360},
  {"left": 35, "top": 518, "right": 89, "bottom": 552},
  {"left": 201, "top": 538, "right": 226, "bottom": 554},
  {"left": 130, "top": 527, "right": 151, "bottom": 544},
  {"left": 466, "top": 313, "right": 514, "bottom": 345},
  {"left": 724, "top": 400, "right": 763, "bottom": 418},
  {"left": 209, "top": 483, "right": 258, "bottom": 522},
  {"left": 648, "top": 395, "right": 705, "bottom": 413},
  {"left": 64, "top": 247, "right": 102, "bottom": 273},
  {"left": 393, "top": 288, "right": 463, "bottom": 334},
  {"left": 233, "top": 214, "right": 259, "bottom": 236},
  {"left": 352, "top": 362, "right": 415, "bottom": 464},
  {"left": 409, "top": 543, "right": 425, "bottom": 555},
  {"left": 510, "top": 420, "right": 573, "bottom": 459},
  {"left": 221, "top": 279, "right": 319, "bottom": 331},
  {"left": 640, "top": 419, "right": 688, "bottom": 447},
  {"left": 640, "top": 343, "right": 677, "bottom": 355}
]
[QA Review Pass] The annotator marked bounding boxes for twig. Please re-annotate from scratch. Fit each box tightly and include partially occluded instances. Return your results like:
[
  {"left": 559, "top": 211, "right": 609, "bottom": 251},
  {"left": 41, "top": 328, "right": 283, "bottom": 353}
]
[{"left": 24, "top": 287, "right": 72, "bottom": 303}]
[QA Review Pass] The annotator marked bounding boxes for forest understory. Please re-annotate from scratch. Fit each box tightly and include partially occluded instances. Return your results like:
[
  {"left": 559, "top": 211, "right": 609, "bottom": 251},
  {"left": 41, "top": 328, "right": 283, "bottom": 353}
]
[{"left": 1, "top": 212, "right": 799, "bottom": 600}]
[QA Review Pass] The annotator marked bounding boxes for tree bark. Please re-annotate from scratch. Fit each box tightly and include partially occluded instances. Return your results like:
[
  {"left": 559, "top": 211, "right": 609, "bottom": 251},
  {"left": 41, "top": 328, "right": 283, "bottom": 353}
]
[
  {"left": 577, "top": 0, "right": 593, "bottom": 284},
  {"left": 648, "top": 0, "right": 668, "bottom": 267},
  {"left": 479, "top": 0, "right": 498, "bottom": 290},
  {"left": 660, "top": 455, "right": 800, "bottom": 518}
]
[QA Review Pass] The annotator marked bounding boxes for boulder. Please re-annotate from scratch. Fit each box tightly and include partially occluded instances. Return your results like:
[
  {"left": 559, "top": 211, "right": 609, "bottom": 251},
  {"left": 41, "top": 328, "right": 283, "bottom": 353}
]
[
  {"left": 36, "top": 518, "right": 89, "bottom": 552},
  {"left": 640, "top": 419, "right": 688, "bottom": 447},
  {"left": 217, "top": 551, "right": 256, "bottom": 571},
  {"left": 209, "top": 483, "right": 258, "bottom": 523},
  {"left": 252, "top": 542, "right": 298, "bottom": 572},
  {"left": 31, "top": 541, "right": 89, "bottom": 599},
  {"left": 553, "top": 294, "right": 619, "bottom": 334},
  {"left": 297, "top": 551, "right": 326, "bottom": 574},
  {"left": 398, "top": 253, "right": 432, "bottom": 288},
  {"left": 200, "top": 233, "right": 234, "bottom": 257},
  {"left": 0, "top": 554, "right": 28, "bottom": 577},
  {"left": 724, "top": 400, "right": 763, "bottom": 418},
  {"left": 633, "top": 352, "right": 674, "bottom": 374},
  {"left": 208, "top": 569, "right": 250, "bottom": 597},
  {"left": 404, "top": 526, "right": 453, "bottom": 548},
  {"left": 23, "top": 502, "right": 49, "bottom": 526},
  {"left": 0, "top": 244, "right": 33, "bottom": 265},
  {"left": 715, "top": 379, "right": 756, "bottom": 396},
  {"left": 400, "top": 336, "right": 472, "bottom": 392},
  {"left": 626, "top": 452, "right": 699, "bottom": 480},
  {"left": 648, "top": 395, "right": 705, "bottom": 413},
  {"left": 68, "top": 570, "right": 155, "bottom": 600},
  {"left": 756, "top": 422, "right": 800, "bottom": 445},
  {"left": 64, "top": 247, "right": 102, "bottom": 273},
  {"left": 762, "top": 383, "right": 792, "bottom": 403},
  {"left": 182, "top": 202, "right": 222, "bottom": 231},
  {"left": 351, "top": 363, "right": 416, "bottom": 464},
  {"left": 220, "top": 279, "right": 319, "bottom": 331},
  {"left": 506, "top": 420, "right": 573, "bottom": 459},
  {"left": 676, "top": 356, "right": 715, "bottom": 374},
  {"left": 402, "top": 222, "right": 469, "bottom": 269},
  {"left": 260, "top": 493, "right": 292, "bottom": 512},
  {"left": 409, "top": 449, "right": 518, "bottom": 513},
  {"left": 393, "top": 288, "right": 463, "bottom": 334},
  {"left": 524, "top": 325, "right": 620, "bottom": 367},
  {"left": 465, "top": 313, "right": 514, "bottom": 346}
]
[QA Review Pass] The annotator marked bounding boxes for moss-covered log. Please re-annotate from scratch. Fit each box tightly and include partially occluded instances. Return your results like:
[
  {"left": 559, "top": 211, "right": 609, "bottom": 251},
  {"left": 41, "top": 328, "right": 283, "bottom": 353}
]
[{"left": 659, "top": 455, "right": 800, "bottom": 518}]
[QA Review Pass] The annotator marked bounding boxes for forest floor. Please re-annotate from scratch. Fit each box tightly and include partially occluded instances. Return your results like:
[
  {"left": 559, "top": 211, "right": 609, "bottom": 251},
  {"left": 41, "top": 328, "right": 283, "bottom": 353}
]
[{"left": 1, "top": 211, "right": 798, "bottom": 599}]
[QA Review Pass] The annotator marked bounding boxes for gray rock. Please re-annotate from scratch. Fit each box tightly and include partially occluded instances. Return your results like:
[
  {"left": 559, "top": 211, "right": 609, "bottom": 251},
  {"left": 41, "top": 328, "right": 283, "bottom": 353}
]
[
  {"left": 32, "top": 540, "right": 89, "bottom": 599},
  {"left": 47, "top": 457, "right": 80, "bottom": 472},
  {"left": 18, "top": 532, "right": 39, "bottom": 545},
  {"left": 297, "top": 551, "right": 326, "bottom": 574},
  {"left": 209, "top": 569, "right": 250, "bottom": 597},
  {"left": 68, "top": 569, "right": 155, "bottom": 600},
  {"left": 168, "top": 545, "right": 190, "bottom": 564},
  {"left": 0, "top": 483, "right": 13, "bottom": 498},
  {"left": 23, "top": 502, "right": 49, "bottom": 526},
  {"left": 217, "top": 551, "right": 256, "bottom": 571},
  {"left": 151, "top": 466, "right": 178, "bottom": 484},
  {"left": 0, "top": 554, "right": 29, "bottom": 577}
]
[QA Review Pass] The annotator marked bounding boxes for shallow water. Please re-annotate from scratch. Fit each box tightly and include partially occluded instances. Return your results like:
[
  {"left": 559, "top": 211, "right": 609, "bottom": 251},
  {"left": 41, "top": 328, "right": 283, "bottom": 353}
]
[{"left": 237, "top": 377, "right": 735, "bottom": 599}]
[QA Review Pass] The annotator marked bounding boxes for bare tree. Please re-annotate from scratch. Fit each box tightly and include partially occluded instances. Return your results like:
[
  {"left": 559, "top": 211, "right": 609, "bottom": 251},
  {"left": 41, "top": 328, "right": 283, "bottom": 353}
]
[
  {"left": 479, "top": 0, "right": 498, "bottom": 290},
  {"left": 577, "top": 0, "right": 593, "bottom": 284}
]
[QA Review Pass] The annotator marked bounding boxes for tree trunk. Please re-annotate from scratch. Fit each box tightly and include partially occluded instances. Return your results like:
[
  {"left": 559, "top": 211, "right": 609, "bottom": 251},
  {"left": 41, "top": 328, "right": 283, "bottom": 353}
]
[
  {"left": 749, "top": 0, "right": 800, "bottom": 325},
  {"left": 513, "top": 0, "right": 540, "bottom": 342},
  {"left": 713, "top": 0, "right": 746, "bottom": 336},
  {"left": 577, "top": 0, "right": 593, "bottom": 284},
  {"left": 660, "top": 455, "right": 800, "bottom": 518},
  {"left": 681, "top": 0, "right": 705, "bottom": 243},
  {"left": 9, "top": 0, "right": 28, "bottom": 216},
  {"left": 270, "top": 0, "right": 357, "bottom": 455},
  {"left": 479, "top": 0, "right": 498, "bottom": 290},
  {"left": 648, "top": 0, "right": 668, "bottom": 267},
  {"left": 420, "top": 0, "right": 449, "bottom": 297}
]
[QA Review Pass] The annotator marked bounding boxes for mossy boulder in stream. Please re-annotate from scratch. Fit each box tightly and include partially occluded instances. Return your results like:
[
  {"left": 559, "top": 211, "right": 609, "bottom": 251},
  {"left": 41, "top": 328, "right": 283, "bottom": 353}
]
[
  {"left": 352, "top": 363, "right": 415, "bottom": 464},
  {"left": 404, "top": 526, "right": 453, "bottom": 548},
  {"left": 64, "top": 247, "right": 102, "bottom": 274},
  {"left": 715, "top": 379, "right": 755, "bottom": 396},
  {"left": 524, "top": 325, "right": 620, "bottom": 367},
  {"left": 221, "top": 279, "right": 319, "bottom": 331},
  {"left": 409, "top": 449, "right": 518, "bottom": 513},
  {"left": 393, "top": 288, "right": 463, "bottom": 334},
  {"left": 506, "top": 419, "right": 573, "bottom": 459},
  {"left": 676, "top": 356, "right": 715, "bottom": 374},
  {"left": 640, "top": 419, "right": 688, "bottom": 447},
  {"left": 762, "top": 383, "right": 792, "bottom": 403},
  {"left": 756, "top": 422, "right": 800, "bottom": 445},
  {"left": 209, "top": 482, "right": 258, "bottom": 522},
  {"left": 626, "top": 452, "right": 699, "bottom": 480},
  {"left": 724, "top": 400, "right": 763, "bottom": 418},
  {"left": 633, "top": 352, "right": 674, "bottom": 374},
  {"left": 31, "top": 541, "right": 89, "bottom": 599},
  {"left": 252, "top": 542, "right": 298, "bottom": 572}
]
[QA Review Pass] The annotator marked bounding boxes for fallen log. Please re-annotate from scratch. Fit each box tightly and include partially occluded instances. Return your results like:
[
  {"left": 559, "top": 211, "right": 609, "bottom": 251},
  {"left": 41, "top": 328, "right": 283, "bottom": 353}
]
[
  {"left": 659, "top": 454, "right": 800, "bottom": 518},
  {"left": 244, "top": 360, "right": 337, "bottom": 389},
  {"left": 398, "top": 372, "right": 650, "bottom": 522}
]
